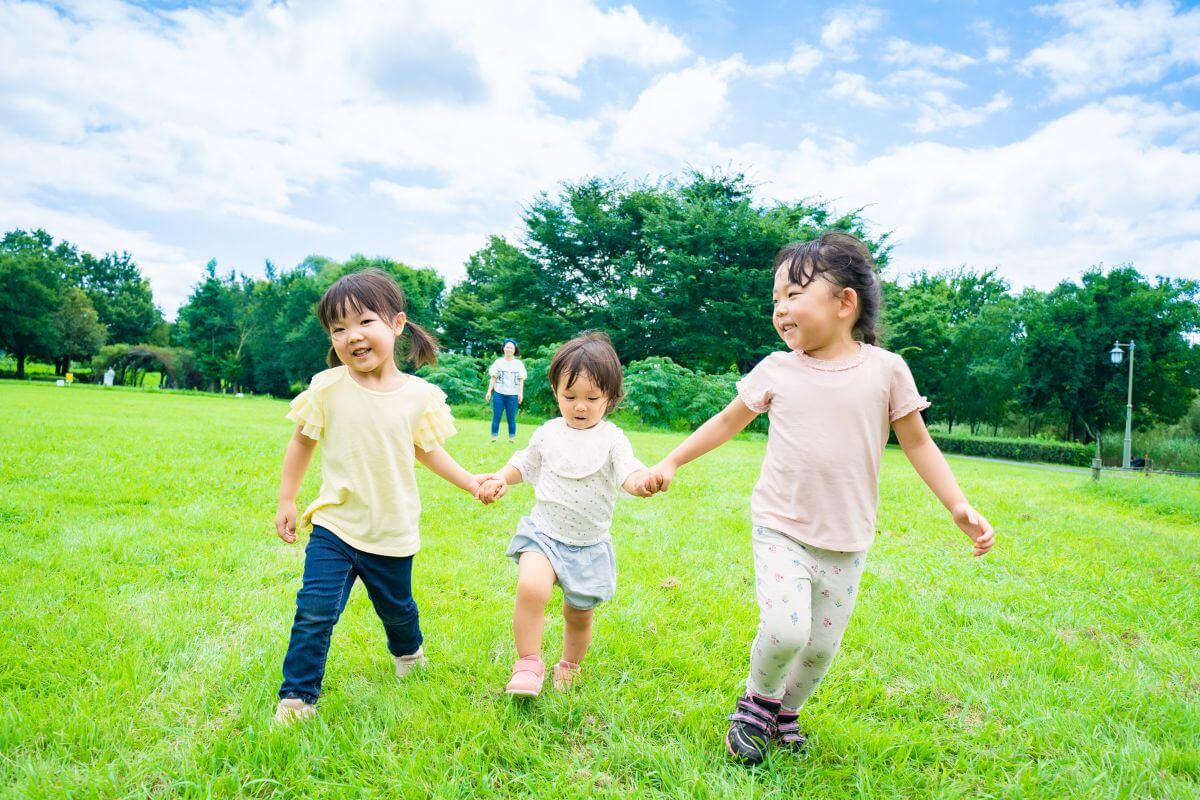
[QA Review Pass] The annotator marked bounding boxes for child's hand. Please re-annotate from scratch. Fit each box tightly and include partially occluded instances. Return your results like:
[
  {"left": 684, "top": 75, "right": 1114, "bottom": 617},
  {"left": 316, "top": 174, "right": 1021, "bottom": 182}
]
[
  {"left": 275, "top": 499, "right": 298, "bottom": 544},
  {"left": 623, "top": 469, "right": 658, "bottom": 497},
  {"left": 646, "top": 461, "right": 676, "bottom": 493},
  {"left": 951, "top": 502, "right": 995, "bottom": 557},
  {"left": 477, "top": 477, "right": 508, "bottom": 504}
]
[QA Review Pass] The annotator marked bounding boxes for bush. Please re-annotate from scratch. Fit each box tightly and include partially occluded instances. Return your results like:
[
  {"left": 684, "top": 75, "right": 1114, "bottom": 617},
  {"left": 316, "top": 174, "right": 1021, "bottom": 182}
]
[
  {"left": 416, "top": 352, "right": 486, "bottom": 406},
  {"left": 925, "top": 432, "right": 1092, "bottom": 466},
  {"left": 624, "top": 357, "right": 754, "bottom": 431}
]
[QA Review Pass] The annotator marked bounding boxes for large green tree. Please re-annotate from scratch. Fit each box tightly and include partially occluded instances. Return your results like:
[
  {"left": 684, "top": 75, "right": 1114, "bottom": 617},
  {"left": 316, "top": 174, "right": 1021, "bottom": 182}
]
[
  {"left": 1018, "top": 267, "right": 1200, "bottom": 441},
  {"left": 77, "top": 251, "right": 163, "bottom": 345},
  {"left": 51, "top": 287, "right": 108, "bottom": 375},
  {"left": 441, "top": 172, "right": 891, "bottom": 371},
  {"left": 174, "top": 260, "right": 255, "bottom": 392},
  {"left": 0, "top": 230, "right": 76, "bottom": 378},
  {"left": 882, "top": 269, "right": 1018, "bottom": 432}
]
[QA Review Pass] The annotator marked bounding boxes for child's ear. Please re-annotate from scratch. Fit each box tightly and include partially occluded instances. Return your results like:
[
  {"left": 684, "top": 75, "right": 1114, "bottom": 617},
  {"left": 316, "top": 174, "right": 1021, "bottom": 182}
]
[
  {"left": 392, "top": 312, "right": 408, "bottom": 336},
  {"left": 837, "top": 287, "right": 859, "bottom": 320}
]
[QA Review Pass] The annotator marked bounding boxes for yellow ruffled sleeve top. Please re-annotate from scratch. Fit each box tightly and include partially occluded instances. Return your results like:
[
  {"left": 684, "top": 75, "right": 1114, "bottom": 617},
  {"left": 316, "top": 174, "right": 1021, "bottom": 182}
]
[{"left": 286, "top": 366, "right": 457, "bottom": 557}]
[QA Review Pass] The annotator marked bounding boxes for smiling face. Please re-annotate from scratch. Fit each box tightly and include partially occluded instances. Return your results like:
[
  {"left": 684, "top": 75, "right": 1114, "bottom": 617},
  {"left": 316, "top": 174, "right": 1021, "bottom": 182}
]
[
  {"left": 771, "top": 264, "right": 855, "bottom": 353},
  {"left": 554, "top": 371, "right": 609, "bottom": 430},
  {"left": 328, "top": 304, "right": 406, "bottom": 375},
  {"left": 502, "top": 341, "right": 516, "bottom": 357}
]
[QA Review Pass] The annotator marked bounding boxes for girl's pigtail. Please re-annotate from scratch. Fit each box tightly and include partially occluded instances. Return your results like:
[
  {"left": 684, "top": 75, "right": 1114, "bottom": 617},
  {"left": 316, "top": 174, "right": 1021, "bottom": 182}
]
[
  {"left": 405, "top": 320, "right": 439, "bottom": 368},
  {"left": 326, "top": 345, "right": 342, "bottom": 368}
]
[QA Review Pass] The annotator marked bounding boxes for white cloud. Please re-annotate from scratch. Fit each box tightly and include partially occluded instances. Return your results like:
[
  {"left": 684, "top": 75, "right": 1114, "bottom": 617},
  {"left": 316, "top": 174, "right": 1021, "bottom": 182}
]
[
  {"left": 985, "top": 46, "right": 1011, "bottom": 63},
  {"left": 911, "top": 91, "right": 1012, "bottom": 133},
  {"left": 749, "top": 44, "right": 824, "bottom": 80},
  {"left": 0, "top": 196, "right": 199, "bottom": 315},
  {"left": 612, "top": 57, "right": 746, "bottom": 155},
  {"left": 1023, "top": 0, "right": 1200, "bottom": 99},
  {"left": 827, "top": 71, "right": 890, "bottom": 108},
  {"left": 883, "top": 38, "right": 977, "bottom": 70},
  {"left": 820, "top": 6, "right": 885, "bottom": 54},
  {"left": 744, "top": 97, "right": 1200, "bottom": 288},
  {"left": 883, "top": 69, "right": 968, "bottom": 91},
  {"left": 0, "top": 0, "right": 689, "bottom": 304}
]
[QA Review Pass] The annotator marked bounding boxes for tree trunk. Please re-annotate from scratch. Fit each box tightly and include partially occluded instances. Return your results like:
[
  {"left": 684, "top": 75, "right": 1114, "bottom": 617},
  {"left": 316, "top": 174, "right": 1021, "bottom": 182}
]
[
  {"left": 16, "top": 352, "right": 26, "bottom": 379},
  {"left": 62, "top": 357, "right": 71, "bottom": 375}
]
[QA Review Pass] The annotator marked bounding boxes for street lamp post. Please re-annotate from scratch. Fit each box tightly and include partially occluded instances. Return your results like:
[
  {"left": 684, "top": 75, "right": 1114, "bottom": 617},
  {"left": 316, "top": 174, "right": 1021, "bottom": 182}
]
[{"left": 1108, "top": 340, "right": 1135, "bottom": 469}]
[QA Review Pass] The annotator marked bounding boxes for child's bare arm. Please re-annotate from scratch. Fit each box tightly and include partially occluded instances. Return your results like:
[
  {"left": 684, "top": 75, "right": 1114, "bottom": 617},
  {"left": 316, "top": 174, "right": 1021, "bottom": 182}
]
[
  {"left": 276, "top": 426, "right": 318, "bottom": 543},
  {"left": 892, "top": 410, "right": 995, "bottom": 557},
  {"left": 648, "top": 398, "right": 759, "bottom": 492},
  {"left": 415, "top": 444, "right": 481, "bottom": 497}
]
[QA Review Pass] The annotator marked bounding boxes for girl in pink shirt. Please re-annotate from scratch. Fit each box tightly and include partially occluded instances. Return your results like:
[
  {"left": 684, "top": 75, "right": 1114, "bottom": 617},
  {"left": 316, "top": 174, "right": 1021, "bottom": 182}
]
[{"left": 646, "top": 231, "right": 996, "bottom": 766}]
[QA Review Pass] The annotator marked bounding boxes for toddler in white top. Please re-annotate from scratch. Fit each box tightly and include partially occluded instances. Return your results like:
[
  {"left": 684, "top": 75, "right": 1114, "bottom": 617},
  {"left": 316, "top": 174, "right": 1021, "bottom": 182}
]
[{"left": 477, "top": 332, "right": 654, "bottom": 697}]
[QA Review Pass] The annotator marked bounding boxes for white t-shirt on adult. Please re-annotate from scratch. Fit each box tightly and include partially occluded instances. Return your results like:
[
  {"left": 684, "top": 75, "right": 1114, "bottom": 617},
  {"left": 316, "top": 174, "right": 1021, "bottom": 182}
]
[
  {"left": 489, "top": 357, "right": 527, "bottom": 396},
  {"left": 506, "top": 417, "right": 645, "bottom": 546}
]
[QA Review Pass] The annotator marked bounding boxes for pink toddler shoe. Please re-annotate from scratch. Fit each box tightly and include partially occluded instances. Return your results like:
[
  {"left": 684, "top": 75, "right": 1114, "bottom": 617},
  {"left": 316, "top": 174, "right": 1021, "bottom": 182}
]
[
  {"left": 552, "top": 660, "right": 582, "bottom": 691},
  {"left": 505, "top": 655, "right": 545, "bottom": 697}
]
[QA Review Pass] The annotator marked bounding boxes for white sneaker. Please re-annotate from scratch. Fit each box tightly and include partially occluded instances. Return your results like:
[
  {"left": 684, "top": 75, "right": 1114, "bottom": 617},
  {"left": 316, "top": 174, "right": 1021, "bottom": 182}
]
[
  {"left": 394, "top": 647, "right": 428, "bottom": 678},
  {"left": 274, "top": 697, "right": 316, "bottom": 725}
]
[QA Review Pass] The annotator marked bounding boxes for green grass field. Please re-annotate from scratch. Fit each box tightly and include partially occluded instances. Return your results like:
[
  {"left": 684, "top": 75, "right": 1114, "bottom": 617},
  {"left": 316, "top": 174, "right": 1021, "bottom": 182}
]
[{"left": 1, "top": 381, "right": 1197, "bottom": 799}]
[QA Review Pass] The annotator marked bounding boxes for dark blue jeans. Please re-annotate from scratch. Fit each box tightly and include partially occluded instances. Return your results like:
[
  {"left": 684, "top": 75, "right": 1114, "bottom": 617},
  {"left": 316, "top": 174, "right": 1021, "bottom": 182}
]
[
  {"left": 491, "top": 392, "right": 519, "bottom": 438},
  {"left": 279, "top": 525, "right": 422, "bottom": 704}
]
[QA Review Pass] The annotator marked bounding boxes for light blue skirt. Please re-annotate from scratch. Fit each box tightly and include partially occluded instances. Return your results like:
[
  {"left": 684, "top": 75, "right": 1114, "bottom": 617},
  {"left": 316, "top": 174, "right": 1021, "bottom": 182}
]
[{"left": 505, "top": 517, "right": 616, "bottom": 610}]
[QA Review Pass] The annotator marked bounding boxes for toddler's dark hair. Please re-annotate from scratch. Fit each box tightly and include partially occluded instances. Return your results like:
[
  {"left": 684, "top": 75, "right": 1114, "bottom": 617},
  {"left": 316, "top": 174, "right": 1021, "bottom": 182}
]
[
  {"left": 774, "top": 231, "right": 881, "bottom": 345},
  {"left": 548, "top": 332, "right": 623, "bottom": 412},
  {"left": 317, "top": 268, "right": 438, "bottom": 368}
]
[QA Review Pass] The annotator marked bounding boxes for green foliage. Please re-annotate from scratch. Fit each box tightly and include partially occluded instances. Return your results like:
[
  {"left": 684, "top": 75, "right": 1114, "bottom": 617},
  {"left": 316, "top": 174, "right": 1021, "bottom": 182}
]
[
  {"left": 174, "top": 254, "right": 447, "bottom": 395},
  {"left": 52, "top": 287, "right": 107, "bottom": 372},
  {"left": 77, "top": 250, "right": 163, "bottom": 345},
  {"left": 925, "top": 432, "right": 1092, "bottom": 466},
  {"left": 1018, "top": 267, "right": 1200, "bottom": 441},
  {"left": 623, "top": 356, "right": 752, "bottom": 432},
  {"left": 882, "top": 269, "right": 1018, "bottom": 433},
  {"left": 442, "top": 172, "right": 891, "bottom": 372},
  {"left": 91, "top": 343, "right": 200, "bottom": 389},
  {"left": 0, "top": 230, "right": 70, "bottom": 377},
  {"left": 416, "top": 352, "right": 486, "bottom": 406}
]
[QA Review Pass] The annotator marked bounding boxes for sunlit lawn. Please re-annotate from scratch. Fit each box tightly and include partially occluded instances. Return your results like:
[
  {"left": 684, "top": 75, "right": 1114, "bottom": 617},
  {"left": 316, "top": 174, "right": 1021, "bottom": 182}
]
[{"left": 0, "top": 381, "right": 1197, "bottom": 798}]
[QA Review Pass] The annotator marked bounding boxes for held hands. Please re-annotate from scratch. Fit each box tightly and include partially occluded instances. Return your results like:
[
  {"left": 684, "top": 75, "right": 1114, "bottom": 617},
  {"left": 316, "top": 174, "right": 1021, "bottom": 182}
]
[
  {"left": 622, "top": 463, "right": 672, "bottom": 497},
  {"left": 641, "top": 461, "right": 676, "bottom": 495},
  {"left": 275, "top": 499, "right": 298, "bottom": 544},
  {"left": 951, "top": 502, "right": 995, "bottom": 557},
  {"left": 474, "top": 473, "right": 508, "bottom": 504}
]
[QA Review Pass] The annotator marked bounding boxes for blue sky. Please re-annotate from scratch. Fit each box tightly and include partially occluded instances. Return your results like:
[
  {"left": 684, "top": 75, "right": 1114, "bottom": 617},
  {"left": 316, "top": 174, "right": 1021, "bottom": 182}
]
[{"left": 1, "top": 0, "right": 1198, "bottom": 316}]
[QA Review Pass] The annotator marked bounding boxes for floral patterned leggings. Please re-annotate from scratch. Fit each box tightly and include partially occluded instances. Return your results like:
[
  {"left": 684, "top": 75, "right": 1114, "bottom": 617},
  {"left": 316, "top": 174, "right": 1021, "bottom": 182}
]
[{"left": 747, "top": 526, "right": 868, "bottom": 712}]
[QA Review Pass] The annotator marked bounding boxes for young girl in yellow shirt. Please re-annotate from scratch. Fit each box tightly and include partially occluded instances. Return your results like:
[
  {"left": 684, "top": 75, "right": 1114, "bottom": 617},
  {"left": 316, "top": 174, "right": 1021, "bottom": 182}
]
[{"left": 273, "top": 268, "right": 482, "bottom": 724}]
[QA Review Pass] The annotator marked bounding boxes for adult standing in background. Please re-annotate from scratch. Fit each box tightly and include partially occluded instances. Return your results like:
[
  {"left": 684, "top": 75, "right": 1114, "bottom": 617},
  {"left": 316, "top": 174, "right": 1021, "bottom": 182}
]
[{"left": 485, "top": 339, "right": 526, "bottom": 443}]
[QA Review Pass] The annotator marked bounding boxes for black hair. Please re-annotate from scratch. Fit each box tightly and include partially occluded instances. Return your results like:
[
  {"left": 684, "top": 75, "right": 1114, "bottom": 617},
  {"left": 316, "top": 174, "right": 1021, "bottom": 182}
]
[
  {"left": 773, "top": 231, "right": 881, "bottom": 345},
  {"left": 317, "top": 268, "right": 438, "bottom": 368}
]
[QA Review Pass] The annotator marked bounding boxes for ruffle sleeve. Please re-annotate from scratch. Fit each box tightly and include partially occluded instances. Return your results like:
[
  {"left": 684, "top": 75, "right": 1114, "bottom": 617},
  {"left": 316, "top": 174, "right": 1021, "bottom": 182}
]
[
  {"left": 736, "top": 356, "right": 776, "bottom": 413},
  {"left": 413, "top": 386, "right": 457, "bottom": 452},
  {"left": 286, "top": 367, "right": 343, "bottom": 440},
  {"left": 888, "top": 355, "right": 931, "bottom": 422}
]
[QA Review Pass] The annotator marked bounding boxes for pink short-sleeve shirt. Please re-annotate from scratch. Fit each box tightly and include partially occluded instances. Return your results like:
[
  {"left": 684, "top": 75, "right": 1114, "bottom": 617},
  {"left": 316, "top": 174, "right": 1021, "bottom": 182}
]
[{"left": 736, "top": 343, "right": 929, "bottom": 552}]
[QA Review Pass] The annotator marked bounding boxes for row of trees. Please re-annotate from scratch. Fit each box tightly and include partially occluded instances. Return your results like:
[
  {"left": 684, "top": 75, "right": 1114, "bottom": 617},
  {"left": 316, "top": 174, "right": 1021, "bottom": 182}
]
[
  {"left": 3, "top": 171, "right": 1197, "bottom": 443},
  {"left": 0, "top": 230, "right": 164, "bottom": 377}
]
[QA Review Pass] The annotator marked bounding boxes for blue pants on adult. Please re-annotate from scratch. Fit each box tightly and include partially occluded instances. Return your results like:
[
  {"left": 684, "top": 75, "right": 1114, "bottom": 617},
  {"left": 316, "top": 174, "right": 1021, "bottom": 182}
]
[
  {"left": 491, "top": 391, "right": 519, "bottom": 439},
  {"left": 279, "top": 525, "right": 422, "bottom": 704}
]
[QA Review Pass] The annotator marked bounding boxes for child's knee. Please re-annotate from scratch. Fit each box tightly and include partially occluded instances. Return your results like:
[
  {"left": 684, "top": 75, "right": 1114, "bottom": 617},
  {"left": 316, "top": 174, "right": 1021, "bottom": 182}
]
[
  {"left": 517, "top": 574, "right": 553, "bottom": 606},
  {"left": 562, "top": 604, "right": 593, "bottom": 627},
  {"left": 295, "top": 596, "right": 343, "bottom": 625},
  {"left": 759, "top": 619, "right": 810, "bottom": 655}
]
